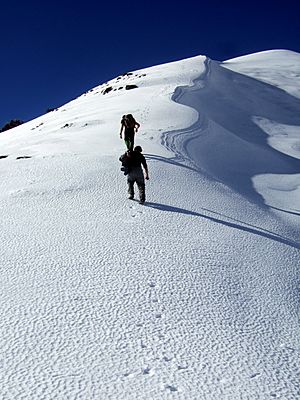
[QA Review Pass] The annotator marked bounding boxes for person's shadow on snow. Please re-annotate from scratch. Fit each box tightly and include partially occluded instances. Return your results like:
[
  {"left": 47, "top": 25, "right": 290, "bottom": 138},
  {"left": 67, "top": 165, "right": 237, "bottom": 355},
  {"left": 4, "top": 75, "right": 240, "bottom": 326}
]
[{"left": 145, "top": 202, "right": 300, "bottom": 250}]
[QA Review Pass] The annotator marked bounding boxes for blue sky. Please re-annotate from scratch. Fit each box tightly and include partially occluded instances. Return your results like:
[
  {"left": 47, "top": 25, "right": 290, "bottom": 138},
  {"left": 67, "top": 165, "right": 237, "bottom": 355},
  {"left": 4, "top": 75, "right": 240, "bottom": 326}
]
[{"left": 1, "top": 0, "right": 299, "bottom": 126}]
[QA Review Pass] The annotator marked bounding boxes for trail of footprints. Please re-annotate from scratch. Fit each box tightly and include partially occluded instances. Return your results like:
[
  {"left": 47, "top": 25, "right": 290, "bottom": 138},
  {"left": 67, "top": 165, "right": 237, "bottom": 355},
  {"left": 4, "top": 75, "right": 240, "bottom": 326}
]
[
  {"left": 129, "top": 204, "right": 145, "bottom": 218},
  {"left": 121, "top": 278, "right": 278, "bottom": 396},
  {"left": 122, "top": 280, "right": 185, "bottom": 394}
]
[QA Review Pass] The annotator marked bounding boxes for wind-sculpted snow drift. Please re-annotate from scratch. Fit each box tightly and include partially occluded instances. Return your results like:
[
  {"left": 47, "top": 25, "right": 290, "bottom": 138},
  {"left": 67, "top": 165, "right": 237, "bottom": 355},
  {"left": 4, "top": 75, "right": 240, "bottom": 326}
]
[
  {"left": 0, "top": 51, "right": 299, "bottom": 399},
  {"left": 166, "top": 53, "right": 300, "bottom": 209}
]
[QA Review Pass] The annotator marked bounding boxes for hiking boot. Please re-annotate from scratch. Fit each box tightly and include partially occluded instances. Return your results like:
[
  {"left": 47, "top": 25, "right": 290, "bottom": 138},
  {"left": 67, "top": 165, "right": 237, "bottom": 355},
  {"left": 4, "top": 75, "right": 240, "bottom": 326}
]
[{"left": 128, "top": 195, "right": 134, "bottom": 200}]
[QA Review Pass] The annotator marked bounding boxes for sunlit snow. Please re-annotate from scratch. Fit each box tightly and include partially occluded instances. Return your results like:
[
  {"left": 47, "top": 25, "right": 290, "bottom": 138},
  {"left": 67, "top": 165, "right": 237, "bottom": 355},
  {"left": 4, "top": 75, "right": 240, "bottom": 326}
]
[{"left": 0, "top": 51, "right": 299, "bottom": 399}]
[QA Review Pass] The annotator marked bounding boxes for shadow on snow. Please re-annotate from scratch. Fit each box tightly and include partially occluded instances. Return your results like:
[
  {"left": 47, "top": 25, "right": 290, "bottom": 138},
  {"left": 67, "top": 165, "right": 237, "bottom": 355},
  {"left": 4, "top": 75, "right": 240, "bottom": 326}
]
[
  {"left": 163, "top": 58, "right": 300, "bottom": 208},
  {"left": 145, "top": 201, "right": 300, "bottom": 250}
]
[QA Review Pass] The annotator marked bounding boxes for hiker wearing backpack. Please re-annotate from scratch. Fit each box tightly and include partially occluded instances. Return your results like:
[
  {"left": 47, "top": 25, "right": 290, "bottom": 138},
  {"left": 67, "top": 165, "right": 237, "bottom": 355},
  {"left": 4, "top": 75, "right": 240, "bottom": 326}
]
[
  {"left": 119, "top": 145, "right": 149, "bottom": 204},
  {"left": 119, "top": 114, "right": 140, "bottom": 151}
]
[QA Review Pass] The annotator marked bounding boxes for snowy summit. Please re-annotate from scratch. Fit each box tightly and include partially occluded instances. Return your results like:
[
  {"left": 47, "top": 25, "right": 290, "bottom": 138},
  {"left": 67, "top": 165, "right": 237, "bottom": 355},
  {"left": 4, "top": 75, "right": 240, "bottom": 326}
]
[{"left": 0, "top": 50, "right": 300, "bottom": 399}]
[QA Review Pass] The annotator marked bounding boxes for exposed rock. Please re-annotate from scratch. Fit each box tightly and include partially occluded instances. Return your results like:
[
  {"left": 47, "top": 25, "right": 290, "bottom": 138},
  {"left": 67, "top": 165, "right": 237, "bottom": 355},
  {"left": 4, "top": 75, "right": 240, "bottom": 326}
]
[
  {"left": 102, "top": 86, "right": 113, "bottom": 95},
  {"left": 125, "top": 84, "right": 138, "bottom": 90},
  {"left": 0, "top": 119, "right": 24, "bottom": 133}
]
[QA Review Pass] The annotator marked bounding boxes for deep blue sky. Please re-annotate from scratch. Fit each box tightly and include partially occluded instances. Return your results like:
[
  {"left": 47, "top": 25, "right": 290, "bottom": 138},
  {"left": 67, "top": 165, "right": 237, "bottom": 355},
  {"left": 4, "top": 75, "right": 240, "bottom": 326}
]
[{"left": 1, "top": 0, "right": 299, "bottom": 126}]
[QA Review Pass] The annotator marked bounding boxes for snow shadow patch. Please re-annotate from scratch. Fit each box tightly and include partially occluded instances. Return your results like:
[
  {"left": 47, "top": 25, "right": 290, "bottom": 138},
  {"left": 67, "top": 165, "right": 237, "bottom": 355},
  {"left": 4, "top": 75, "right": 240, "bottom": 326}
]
[
  {"left": 145, "top": 202, "right": 300, "bottom": 250},
  {"left": 167, "top": 58, "right": 300, "bottom": 207},
  {"left": 195, "top": 60, "right": 300, "bottom": 146},
  {"left": 144, "top": 153, "right": 199, "bottom": 174},
  {"left": 269, "top": 206, "right": 300, "bottom": 217}
]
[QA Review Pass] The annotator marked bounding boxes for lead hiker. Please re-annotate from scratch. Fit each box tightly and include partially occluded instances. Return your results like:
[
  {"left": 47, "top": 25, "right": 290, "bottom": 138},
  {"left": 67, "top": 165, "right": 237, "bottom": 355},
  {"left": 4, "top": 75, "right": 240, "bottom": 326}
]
[
  {"left": 119, "top": 145, "right": 149, "bottom": 204},
  {"left": 119, "top": 114, "right": 140, "bottom": 151}
]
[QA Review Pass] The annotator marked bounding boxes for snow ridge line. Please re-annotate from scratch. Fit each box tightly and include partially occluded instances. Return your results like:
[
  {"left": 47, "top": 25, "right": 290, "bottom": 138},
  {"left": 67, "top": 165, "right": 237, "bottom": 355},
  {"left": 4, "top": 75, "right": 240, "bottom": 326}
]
[
  {"left": 161, "top": 58, "right": 210, "bottom": 173},
  {"left": 160, "top": 58, "right": 211, "bottom": 173}
]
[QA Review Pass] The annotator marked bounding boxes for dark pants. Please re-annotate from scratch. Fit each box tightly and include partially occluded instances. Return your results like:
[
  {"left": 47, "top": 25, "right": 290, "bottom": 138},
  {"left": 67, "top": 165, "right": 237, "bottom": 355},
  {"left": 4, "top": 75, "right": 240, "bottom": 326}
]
[
  {"left": 124, "top": 133, "right": 134, "bottom": 151},
  {"left": 127, "top": 168, "right": 145, "bottom": 202}
]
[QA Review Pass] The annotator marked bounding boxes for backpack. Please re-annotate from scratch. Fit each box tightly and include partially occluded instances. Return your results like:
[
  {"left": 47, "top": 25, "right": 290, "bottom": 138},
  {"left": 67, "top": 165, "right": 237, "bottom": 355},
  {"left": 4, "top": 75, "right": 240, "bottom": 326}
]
[
  {"left": 119, "top": 151, "right": 132, "bottom": 175},
  {"left": 122, "top": 114, "right": 135, "bottom": 129}
]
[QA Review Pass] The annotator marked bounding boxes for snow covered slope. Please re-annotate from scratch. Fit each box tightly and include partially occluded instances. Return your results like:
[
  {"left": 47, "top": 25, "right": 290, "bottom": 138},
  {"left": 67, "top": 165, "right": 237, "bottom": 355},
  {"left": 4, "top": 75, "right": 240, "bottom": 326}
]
[{"left": 0, "top": 51, "right": 299, "bottom": 399}]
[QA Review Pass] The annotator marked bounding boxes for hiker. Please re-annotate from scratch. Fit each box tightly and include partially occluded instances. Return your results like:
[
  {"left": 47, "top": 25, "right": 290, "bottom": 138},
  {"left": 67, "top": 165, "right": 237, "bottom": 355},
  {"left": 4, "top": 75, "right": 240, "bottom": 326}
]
[
  {"left": 119, "top": 114, "right": 140, "bottom": 151},
  {"left": 119, "top": 145, "right": 149, "bottom": 204}
]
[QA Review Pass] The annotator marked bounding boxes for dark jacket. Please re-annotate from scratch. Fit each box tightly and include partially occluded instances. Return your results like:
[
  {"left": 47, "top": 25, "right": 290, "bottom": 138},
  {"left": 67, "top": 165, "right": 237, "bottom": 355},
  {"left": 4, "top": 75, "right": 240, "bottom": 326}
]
[{"left": 119, "top": 150, "right": 148, "bottom": 175}]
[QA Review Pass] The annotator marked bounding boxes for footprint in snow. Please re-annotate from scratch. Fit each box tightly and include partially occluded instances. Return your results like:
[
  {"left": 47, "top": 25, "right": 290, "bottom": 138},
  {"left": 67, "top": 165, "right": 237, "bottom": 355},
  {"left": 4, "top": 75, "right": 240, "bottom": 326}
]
[
  {"left": 177, "top": 365, "right": 188, "bottom": 371},
  {"left": 250, "top": 372, "right": 260, "bottom": 379},
  {"left": 142, "top": 367, "right": 152, "bottom": 375},
  {"left": 166, "top": 385, "right": 178, "bottom": 392},
  {"left": 131, "top": 210, "right": 143, "bottom": 218},
  {"left": 123, "top": 372, "right": 135, "bottom": 379}
]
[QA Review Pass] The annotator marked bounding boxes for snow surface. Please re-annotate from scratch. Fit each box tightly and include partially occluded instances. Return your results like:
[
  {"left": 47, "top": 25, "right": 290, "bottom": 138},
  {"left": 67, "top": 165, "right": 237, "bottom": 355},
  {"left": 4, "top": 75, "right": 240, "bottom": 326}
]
[{"left": 0, "top": 51, "right": 299, "bottom": 399}]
